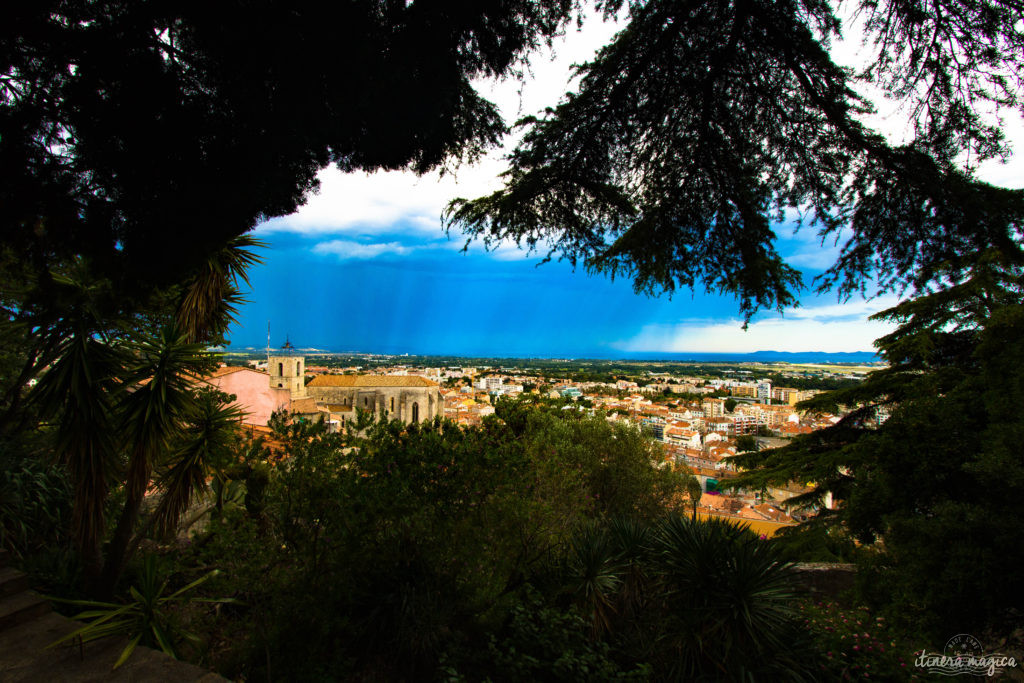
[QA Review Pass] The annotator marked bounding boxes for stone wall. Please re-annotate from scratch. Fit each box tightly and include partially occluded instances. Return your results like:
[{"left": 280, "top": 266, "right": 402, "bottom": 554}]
[
  {"left": 307, "top": 385, "right": 442, "bottom": 425},
  {"left": 792, "top": 563, "right": 857, "bottom": 599}
]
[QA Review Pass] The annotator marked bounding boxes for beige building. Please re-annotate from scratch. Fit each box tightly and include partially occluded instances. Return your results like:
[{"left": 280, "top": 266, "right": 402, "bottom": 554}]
[
  {"left": 307, "top": 374, "right": 442, "bottom": 425},
  {"left": 269, "top": 355, "right": 306, "bottom": 397}
]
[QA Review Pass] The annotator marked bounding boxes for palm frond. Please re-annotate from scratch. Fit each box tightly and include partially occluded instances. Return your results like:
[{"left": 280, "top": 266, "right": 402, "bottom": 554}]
[
  {"left": 151, "top": 389, "right": 245, "bottom": 537},
  {"left": 175, "top": 235, "right": 265, "bottom": 344}
]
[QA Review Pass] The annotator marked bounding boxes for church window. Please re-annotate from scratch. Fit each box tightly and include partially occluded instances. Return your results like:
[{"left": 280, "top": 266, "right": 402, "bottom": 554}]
[
  {"left": 412, "top": 402, "right": 419, "bottom": 422},
  {"left": 278, "top": 383, "right": 282, "bottom": 388},
  {"left": 390, "top": 397, "right": 395, "bottom": 412},
  {"left": 296, "top": 361, "right": 301, "bottom": 375},
  {"left": 278, "top": 362, "right": 283, "bottom": 376},
  {"left": 363, "top": 397, "right": 368, "bottom": 406}
]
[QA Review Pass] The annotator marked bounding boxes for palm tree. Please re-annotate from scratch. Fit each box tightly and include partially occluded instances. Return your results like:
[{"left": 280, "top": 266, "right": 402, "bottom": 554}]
[
  {"left": 25, "top": 238, "right": 263, "bottom": 594},
  {"left": 29, "top": 269, "right": 128, "bottom": 580},
  {"left": 150, "top": 386, "right": 245, "bottom": 537},
  {"left": 99, "top": 326, "right": 216, "bottom": 594}
]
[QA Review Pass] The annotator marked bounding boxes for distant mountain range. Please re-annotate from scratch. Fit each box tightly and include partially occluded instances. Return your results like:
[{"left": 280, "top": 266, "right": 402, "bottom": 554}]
[
  {"left": 222, "top": 346, "right": 881, "bottom": 365},
  {"left": 613, "top": 350, "right": 882, "bottom": 363}
]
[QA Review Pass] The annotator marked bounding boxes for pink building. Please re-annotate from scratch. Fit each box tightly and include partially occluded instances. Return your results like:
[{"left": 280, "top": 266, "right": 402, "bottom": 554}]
[{"left": 202, "top": 366, "right": 292, "bottom": 426}]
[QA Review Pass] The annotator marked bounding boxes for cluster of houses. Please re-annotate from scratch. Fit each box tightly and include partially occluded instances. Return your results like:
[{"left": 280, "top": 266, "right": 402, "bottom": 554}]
[{"left": 202, "top": 358, "right": 846, "bottom": 534}]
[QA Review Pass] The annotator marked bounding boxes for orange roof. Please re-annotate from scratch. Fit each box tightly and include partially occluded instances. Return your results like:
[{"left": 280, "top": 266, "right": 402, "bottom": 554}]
[
  {"left": 290, "top": 397, "right": 319, "bottom": 413},
  {"left": 308, "top": 374, "right": 438, "bottom": 388}
]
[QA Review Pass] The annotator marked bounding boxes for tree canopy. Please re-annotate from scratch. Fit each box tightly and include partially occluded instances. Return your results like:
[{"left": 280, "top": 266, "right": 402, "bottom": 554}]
[
  {"left": 1, "top": 0, "right": 576, "bottom": 297},
  {"left": 4, "top": 0, "right": 1024, "bottom": 643},
  {"left": 729, "top": 250, "right": 1024, "bottom": 634},
  {"left": 447, "top": 0, "right": 1024, "bottom": 316}
]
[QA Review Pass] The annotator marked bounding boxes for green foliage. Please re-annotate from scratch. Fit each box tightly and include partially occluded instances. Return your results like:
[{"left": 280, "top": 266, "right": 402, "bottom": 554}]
[
  {"left": 769, "top": 522, "right": 856, "bottom": 564},
  {"left": 151, "top": 387, "right": 246, "bottom": 537},
  {"left": 21, "top": 291, "right": 246, "bottom": 592},
  {"left": 735, "top": 434, "right": 758, "bottom": 453},
  {"left": 175, "top": 236, "right": 265, "bottom": 345},
  {"left": 49, "top": 555, "right": 237, "bottom": 668},
  {"left": 761, "top": 373, "right": 859, "bottom": 392},
  {"left": 2, "top": 1, "right": 578, "bottom": 306},
  {"left": 0, "top": 452, "right": 71, "bottom": 559},
  {"left": 646, "top": 516, "right": 813, "bottom": 680},
  {"left": 448, "top": 0, "right": 1024, "bottom": 319},
  {"left": 800, "top": 600, "right": 924, "bottom": 680},
  {"left": 176, "top": 409, "right": 827, "bottom": 681},
  {"left": 556, "top": 515, "right": 816, "bottom": 680},
  {"left": 162, "top": 404, "right": 693, "bottom": 680},
  {"left": 479, "top": 588, "right": 646, "bottom": 682},
  {"left": 731, "top": 253, "right": 1024, "bottom": 636},
  {"left": 684, "top": 476, "right": 703, "bottom": 520}
]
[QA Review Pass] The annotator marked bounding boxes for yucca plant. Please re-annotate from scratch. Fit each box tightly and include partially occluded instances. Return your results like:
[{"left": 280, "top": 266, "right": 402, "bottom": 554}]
[
  {"left": 650, "top": 514, "right": 813, "bottom": 680},
  {"left": 99, "top": 326, "right": 217, "bottom": 594},
  {"left": 49, "top": 555, "right": 237, "bottom": 668},
  {"left": 565, "top": 522, "right": 626, "bottom": 637},
  {"left": 150, "top": 386, "right": 246, "bottom": 537},
  {"left": 564, "top": 515, "right": 817, "bottom": 680}
]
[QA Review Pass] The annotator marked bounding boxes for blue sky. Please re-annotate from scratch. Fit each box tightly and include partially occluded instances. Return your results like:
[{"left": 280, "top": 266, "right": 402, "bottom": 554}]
[
  {"left": 229, "top": 210, "right": 899, "bottom": 356},
  {"left": 225, "top": 11, "right": 1022, "bottom": 358}
]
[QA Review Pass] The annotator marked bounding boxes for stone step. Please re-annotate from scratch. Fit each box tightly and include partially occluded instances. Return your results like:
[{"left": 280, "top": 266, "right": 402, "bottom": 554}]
[
  {"left": 0, "top": 610, "right": 227, "bottom": 681},
  {"left": 0, "top": 567, "right": 31, "bottom": 599},
  {"left": 0, "top": 591, "right": 51, "bottom": 633}
]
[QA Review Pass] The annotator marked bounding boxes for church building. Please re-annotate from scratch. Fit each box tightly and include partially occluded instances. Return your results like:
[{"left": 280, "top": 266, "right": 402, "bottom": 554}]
[
  {"left": 203, "top": 348, "right": 440, "bottom": 430},
  {"left": 306, "top": 374, "right": 442, "bottom": 425}
]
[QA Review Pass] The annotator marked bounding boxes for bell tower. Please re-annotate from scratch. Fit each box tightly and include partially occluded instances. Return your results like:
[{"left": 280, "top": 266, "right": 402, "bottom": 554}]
[{"left": 268, "top": 336, "right": 306, "bottom": 398}]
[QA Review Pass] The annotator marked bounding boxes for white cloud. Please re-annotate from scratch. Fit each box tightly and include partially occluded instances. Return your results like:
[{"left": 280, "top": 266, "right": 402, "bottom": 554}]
[
  {"left": 785, "top": 295, "right": 901, "bottom": 321},
  {"left": 615, "top": 297, "right": 901, "bottom": 353},
  {"left": 785, "top": 246, "right": 842, "bottom": 271},
  {"left": 255, "top": 166, "right": 497, "bottom": 237},
  {"left": 312, "top": 239, "right": 412, "bottom": 260},
  {"left": 452, "top": 235, "right": 543, "bottom": 261}
]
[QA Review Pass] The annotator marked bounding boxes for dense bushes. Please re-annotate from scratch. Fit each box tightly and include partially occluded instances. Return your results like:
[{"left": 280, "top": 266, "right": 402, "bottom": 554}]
[
  {"left": 150, "top": 408, "right": 860, "bottom": 680},
  {"left": 200, "top": 408, "right": 688, "bottom": 679},
  {"left": 6, "top": 397, "right": 937, "bottom": 680}
]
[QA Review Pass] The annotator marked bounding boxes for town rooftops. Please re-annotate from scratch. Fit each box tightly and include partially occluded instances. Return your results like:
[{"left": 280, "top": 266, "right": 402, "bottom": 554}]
[{"left": 308, "top": 374, "right": 438, "bottom": 388}]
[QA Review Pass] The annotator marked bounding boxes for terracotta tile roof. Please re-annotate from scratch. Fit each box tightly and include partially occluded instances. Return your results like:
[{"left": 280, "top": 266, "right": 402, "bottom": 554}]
[
  {"left": 754, "top": 503, "right": 794, "bottom": 523},
  {"left": 326, "top": 404, "right": 354, "bottom": 413},
  {"left": 308, "top": 374, "right": 438, "bottom": 388},
  {"left": 290, "top": 397, "right": 319, "bottom": 413}
]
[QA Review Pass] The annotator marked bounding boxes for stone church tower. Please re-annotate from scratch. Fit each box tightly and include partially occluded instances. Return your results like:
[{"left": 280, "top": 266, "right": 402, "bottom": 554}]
[{"left": 268, "top": 355, "right": 306, "bottom": 399}]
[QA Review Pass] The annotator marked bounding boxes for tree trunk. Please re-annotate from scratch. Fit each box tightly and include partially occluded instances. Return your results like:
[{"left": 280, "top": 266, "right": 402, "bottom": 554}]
[{"left": 96, "top": 452, "right": 150, "bottom": 597}]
